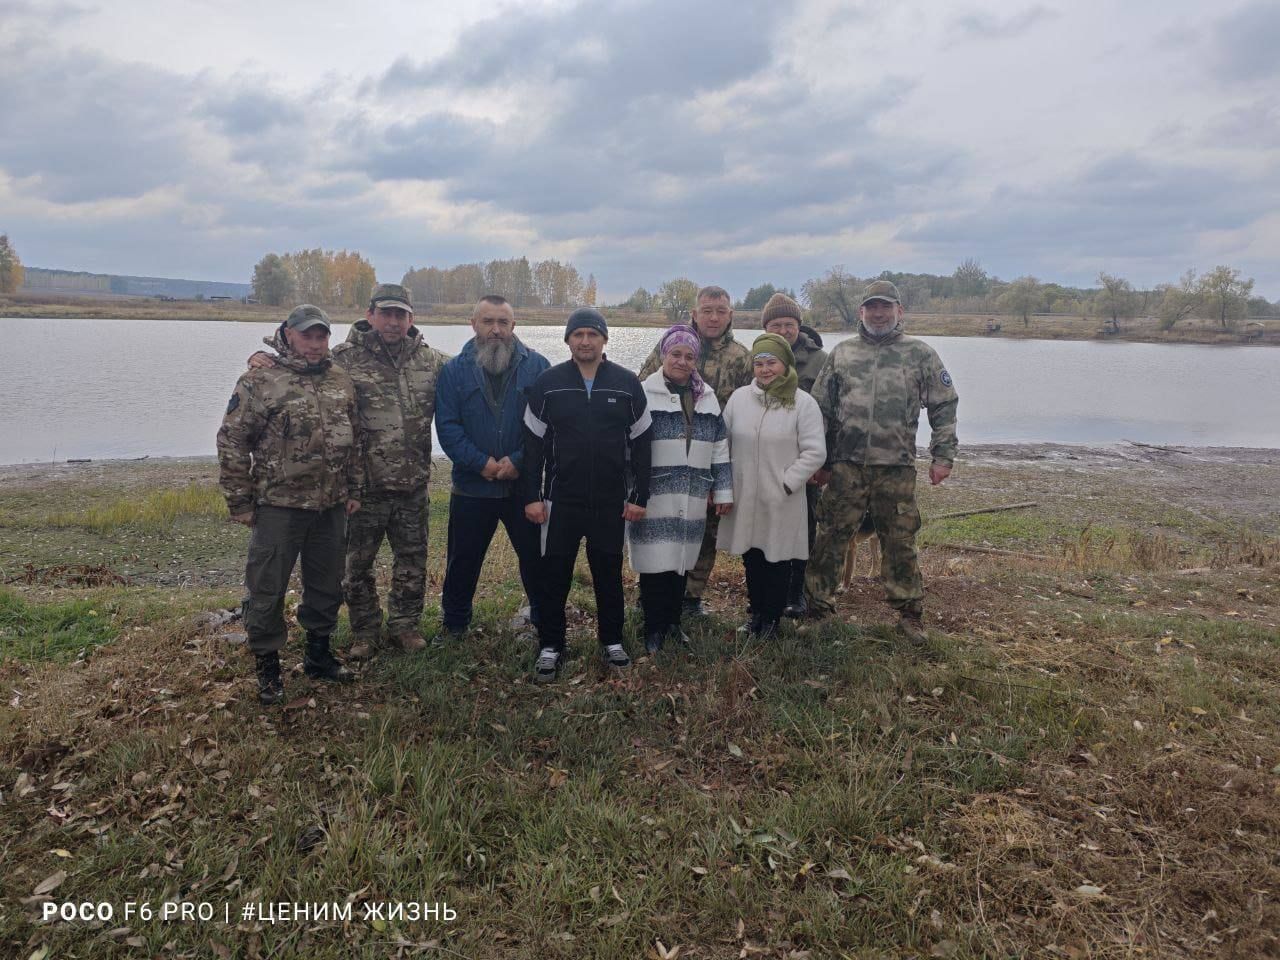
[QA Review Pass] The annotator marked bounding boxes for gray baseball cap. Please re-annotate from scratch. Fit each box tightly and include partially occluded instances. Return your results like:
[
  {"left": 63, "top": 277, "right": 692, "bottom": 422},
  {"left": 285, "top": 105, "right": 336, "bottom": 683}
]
[
  {"left": 370, "top": 282, "right": 413, "bottom": 314},
  {"left": 285, "top": 304, "right": 331, "bottom": 332},
  {"left": 860, "top": 280, "right": 901, "bottom": 306}
]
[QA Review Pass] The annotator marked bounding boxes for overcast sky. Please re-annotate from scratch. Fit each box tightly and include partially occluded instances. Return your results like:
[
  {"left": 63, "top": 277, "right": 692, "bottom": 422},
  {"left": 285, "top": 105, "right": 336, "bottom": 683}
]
[{"left": 2, "top": 0, "right": 1278, "bottom": 302}]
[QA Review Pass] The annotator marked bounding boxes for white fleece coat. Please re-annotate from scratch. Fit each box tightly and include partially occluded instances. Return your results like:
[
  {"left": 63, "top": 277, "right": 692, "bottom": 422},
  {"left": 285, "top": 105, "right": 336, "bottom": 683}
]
[
  {"left": 627, "top": 372, "right": 733, "bottom": 574},
  {"left": 717, "top": 382, "right": 827, "bottom": 562}
]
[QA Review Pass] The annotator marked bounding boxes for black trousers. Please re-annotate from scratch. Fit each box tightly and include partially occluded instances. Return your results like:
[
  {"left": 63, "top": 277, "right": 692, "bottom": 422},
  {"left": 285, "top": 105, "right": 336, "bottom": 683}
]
[
  {"left": 242, "top": 503, "right": 346, "bottom": 656},
  {"left": 743, "top": 548, "right": 789, "bottom": 626},
  {"left": 639, "top": 571, "right": 687, "bottom": 637},
  {"left": 537, "top": 503, "right": 624, "bottom": 651},
  {"left": 440, "top": 493, "right": 543, "bottom": 632}
]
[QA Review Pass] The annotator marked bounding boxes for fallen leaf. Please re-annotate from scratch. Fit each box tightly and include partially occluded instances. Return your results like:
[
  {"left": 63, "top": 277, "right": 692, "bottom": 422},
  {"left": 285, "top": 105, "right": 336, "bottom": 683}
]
[
  {"left": 27, "top": 948, "right": 49, "bottom": 960},
  {"left": 1074, "top": 884, "right": 1105, "bottom": 899},
  {"left": 1189, "top": 706, "right": 1208, "bottom": 716},
  {"left": 33, "top": 870, "right": 66, "bottom": 896},
  {"left": 825, "top": 867, "right": 853, "bottom": 881},
  {"left": 727, "top": 743, "right": 743, "bottom": 758},
  {"left": 51, "top": 849, "right": 72, "bottom": 859}
]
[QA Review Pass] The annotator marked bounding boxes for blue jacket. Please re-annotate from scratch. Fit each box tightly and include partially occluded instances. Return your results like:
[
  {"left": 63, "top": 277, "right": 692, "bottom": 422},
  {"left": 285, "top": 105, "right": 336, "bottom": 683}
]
[{"left": 436, "top": 337, "right": 550, "bottom": 498}]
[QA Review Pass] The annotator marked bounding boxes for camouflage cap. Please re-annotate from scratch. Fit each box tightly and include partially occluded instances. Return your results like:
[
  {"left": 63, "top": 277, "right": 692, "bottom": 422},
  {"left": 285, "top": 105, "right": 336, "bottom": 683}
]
[
  {"left": 370, "top": 282, "right": 413, "bottom": 314},
  {"left": 285, "top": 303, "right": 331, "bottom": 332},
  {"left": 860, "top": 280, "right": 901, "bottom": 306}
]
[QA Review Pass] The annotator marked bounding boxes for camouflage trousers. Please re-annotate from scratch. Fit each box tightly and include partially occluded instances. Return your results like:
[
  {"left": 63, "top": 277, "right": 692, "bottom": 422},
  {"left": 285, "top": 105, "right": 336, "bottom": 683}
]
[
  {"left": 805, "top": 464, "right": 923, "bottom": 617},
  {"left": 344, "top": 487, "right": 429, "bottom": 641},
  {"left": 683, "top": 505, "right": 720, "bottom": 600}
]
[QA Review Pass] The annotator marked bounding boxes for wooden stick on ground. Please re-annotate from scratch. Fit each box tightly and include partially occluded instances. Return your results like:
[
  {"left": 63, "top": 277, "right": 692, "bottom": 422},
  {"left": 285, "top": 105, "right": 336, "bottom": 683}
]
[
  {"left": 927, "top": 501, "right": 1038, "bottom": 521},
  {"left": 927, "top": 542, "right": 1055, "bottom": 561}
]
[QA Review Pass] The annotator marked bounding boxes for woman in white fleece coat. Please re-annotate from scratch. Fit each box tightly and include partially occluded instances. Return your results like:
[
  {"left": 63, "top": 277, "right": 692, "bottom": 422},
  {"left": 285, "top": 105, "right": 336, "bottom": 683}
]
[{"left": 717, "top": 332, "right": 826, "bottom": 637}]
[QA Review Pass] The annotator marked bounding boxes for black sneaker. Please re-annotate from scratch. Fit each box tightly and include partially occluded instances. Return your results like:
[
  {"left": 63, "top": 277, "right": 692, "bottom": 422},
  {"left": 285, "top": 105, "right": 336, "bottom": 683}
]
[
  {"left": 602, "top": 643, "right": 631, "bottom": 669},
  {"left": 534, "top": 647, "right": 561, "bottom": 683},
  {"left": 668, "top": 627, "right": 691, "bottom": 647},
  {"left": 644, "top": 631, "right": 664, "bottom": 655},
  {"left": 751, "top": 618, "right": 780, "bottom": 641},
  {"left": 303, "top": 635, "right": 354, "bottom": 683},
  {"left": 255, "top": 652, "right": 284, "bottom": 706}
]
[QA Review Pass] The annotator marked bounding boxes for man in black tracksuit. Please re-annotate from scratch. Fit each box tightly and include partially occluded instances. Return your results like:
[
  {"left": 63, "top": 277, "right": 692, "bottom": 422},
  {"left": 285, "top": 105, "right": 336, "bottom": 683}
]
[{"left": 522, "top": 307, "right": 652, "bottom": 681}]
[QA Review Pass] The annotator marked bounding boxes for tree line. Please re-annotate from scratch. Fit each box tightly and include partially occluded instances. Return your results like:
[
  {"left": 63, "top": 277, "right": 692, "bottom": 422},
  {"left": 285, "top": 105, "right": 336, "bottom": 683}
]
[
  {"left": 251, "top": 250, "right": 376, "bottom": 308},
  {"left": 616, "top": 261, "right": 1275, "bottom": 332},
  {"left": 401, "top": 259, "right": 597, "bottom": 309}
]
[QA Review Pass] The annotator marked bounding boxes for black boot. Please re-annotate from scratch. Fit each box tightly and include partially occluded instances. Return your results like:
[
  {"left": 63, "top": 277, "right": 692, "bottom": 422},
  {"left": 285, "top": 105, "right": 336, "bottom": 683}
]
[
  {"left": 255, "top": 652, "right": 284, "bottom": 706},
  {"left": 645, "top": 630, "right": 665, "bottom": 655},
  {"left": 738, "top": 612, "right": 762, "bottom": 636},
  {"left": 303, "top": 634, "right": 354, "bottom": 683},
  {"left": 753, "top": 618, "right": 780, "bottom": 641},
  {"left": 783, "top": 560, "right": 808, "bottom": 618}
]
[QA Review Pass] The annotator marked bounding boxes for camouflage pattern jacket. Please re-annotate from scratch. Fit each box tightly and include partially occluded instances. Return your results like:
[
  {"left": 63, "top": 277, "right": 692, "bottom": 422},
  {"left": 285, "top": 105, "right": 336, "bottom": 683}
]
[
  {"left": 333, "top": 321, "right": 449, "bottom": 495},
  {"left": 638, "top": 322, "right": 752, "bottom": 409},
  {"left": 217, "top": 329, "right": 362, "bottom": 514},
  {"left": 793, "top": 326, "right": 828, "bottom": 394},
  {"left": 812, "top": 320, "right": 959, "bottom": 468}
]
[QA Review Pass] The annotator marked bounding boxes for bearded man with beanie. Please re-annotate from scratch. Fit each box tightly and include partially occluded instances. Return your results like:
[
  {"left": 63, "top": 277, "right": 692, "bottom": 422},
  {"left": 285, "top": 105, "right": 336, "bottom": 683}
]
[{"left": 521, "top": 307, "right": 653, "bottom": 682}]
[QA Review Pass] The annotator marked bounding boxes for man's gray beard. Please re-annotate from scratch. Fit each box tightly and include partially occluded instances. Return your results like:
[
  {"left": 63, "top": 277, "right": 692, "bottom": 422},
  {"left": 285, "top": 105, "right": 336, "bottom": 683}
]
[{"left": 475, "top": 335, "right": 515, "bottom": 374}]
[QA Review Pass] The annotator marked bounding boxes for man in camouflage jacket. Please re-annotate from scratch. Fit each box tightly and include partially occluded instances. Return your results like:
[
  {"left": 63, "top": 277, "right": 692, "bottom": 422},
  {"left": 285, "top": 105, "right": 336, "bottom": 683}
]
[
  {"left": 247, "top": 282, "right": 449, "bottom": 655},
  {"left": 218, "top": 304, "right": 362, "bottom": 704},
  {"left": 638, "top": 285, "right": 751, "bottom": 614},
  {"left": 804, "top": 280, "right": 959, "bottom": 645},
  {"left": 334, "top": 283, "right": 449, "bottom": 655}
]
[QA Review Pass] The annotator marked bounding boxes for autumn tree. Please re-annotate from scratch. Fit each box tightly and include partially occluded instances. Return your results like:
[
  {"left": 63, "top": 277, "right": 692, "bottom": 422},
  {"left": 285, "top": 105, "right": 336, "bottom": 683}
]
[
  {"left": 330, "top": 250, "right": 376, "bottom": 308},
  {"left": 582, "top": 274, "right": 597, "bottom": 307},
  {"left": 0, "top": 234, "right": 24, "bottom": 293},
  {"left": 1095, "top": 272, "right": 1135, "bottom": 333},
  {"left": 999, "top": 276, "right": 1043, "bottom": 327},
  {"left": 802, "top": 266, "right": 861, "bottom": 327},
  {"left": 282, "top": 249, "right": 333, "bottom": 304},
  {"left": 1155, "top": 269, "right": 1200, "bottom": 330},
  {"left": 251, "top": 253, "right": 294, "bottom": 306},
  {"left": 622, "top": 287, "right": 653, "bottom": 312},
  {"left": 952, "top": 257, "right": 989, "bottom": 297},
  {"left": 657, "top": 277, "right": 699, "bottom": 323},
  {"left": 1197, "top": 265, "right": 1254, "bottom": 329}
]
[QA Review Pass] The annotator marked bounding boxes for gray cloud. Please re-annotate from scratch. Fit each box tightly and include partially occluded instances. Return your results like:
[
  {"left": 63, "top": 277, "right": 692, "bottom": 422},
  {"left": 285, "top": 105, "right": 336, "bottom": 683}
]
[
  {"left": 949, "top": 4, "right": 1059, "bottom": 41},
  {"left": 1209, "top": 1, "right": 1280, "bottom": 84},
  {"left": 0, "top": 38, "right": 197, "bottom": 202}
]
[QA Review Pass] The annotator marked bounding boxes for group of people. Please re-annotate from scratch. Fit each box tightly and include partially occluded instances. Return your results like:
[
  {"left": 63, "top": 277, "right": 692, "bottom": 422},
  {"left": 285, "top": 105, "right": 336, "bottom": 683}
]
[{"left": 217, "top": 281, "right": 958, "bottom": 704}]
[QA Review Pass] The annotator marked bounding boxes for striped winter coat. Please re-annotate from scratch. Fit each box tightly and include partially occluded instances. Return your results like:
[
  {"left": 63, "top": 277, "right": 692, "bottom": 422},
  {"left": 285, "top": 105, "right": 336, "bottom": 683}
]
[{"left": 626, "top": 372, "right": 733, "bottom": 575}]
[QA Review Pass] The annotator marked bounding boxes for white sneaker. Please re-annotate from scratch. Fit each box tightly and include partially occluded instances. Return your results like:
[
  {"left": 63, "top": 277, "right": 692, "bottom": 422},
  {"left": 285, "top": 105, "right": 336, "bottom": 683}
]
[
  {"left": 534, "top": 647, "right": 561, "bottom": 683},
  {"left": 602, "top": 644, "right": 631, "bottom": 669}
]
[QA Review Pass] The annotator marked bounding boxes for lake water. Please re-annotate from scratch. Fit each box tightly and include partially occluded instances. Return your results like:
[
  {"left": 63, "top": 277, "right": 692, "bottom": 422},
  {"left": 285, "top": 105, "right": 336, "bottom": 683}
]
[{"left": 3, "top": 316, "right": 1279, "bottom": 464}]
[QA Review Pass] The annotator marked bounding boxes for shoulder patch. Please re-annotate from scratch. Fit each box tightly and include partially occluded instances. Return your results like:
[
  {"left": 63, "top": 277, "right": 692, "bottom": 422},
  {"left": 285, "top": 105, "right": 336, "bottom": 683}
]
[
  {"left": 939, "top": 369, "right": 953, "bottom": 387},
  {"left": 226, "top": 393, "right": 240, "bottom": 414}
]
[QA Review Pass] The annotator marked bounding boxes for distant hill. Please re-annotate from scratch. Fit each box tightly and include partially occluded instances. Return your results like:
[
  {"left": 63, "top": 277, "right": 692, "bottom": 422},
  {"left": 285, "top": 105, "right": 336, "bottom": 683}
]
[{"left": 21, "top": 267, "right": 251, "bottom": 300}]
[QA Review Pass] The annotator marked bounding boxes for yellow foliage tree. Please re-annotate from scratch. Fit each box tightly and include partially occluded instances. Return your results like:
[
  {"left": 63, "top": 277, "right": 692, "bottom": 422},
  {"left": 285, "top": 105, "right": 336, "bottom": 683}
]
[{"left": 0, "top": 234, "right": 25, "bottom": 293}]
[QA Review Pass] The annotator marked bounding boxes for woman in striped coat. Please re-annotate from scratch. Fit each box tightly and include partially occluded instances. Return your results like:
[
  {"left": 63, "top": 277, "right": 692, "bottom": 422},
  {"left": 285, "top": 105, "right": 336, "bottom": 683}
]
[{"left": 627, "top": 325, "right": 733, "bottom": 653}]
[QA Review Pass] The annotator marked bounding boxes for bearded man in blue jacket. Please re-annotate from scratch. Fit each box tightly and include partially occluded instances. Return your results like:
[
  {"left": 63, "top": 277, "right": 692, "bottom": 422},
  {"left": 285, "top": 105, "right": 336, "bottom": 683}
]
[{"left": 436, "top": 295, "right": 550, "bottom": 640}]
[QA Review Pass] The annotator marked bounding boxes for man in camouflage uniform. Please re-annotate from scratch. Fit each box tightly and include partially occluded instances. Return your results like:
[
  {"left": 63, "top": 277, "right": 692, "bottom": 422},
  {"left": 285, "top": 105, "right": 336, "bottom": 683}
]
[
  {"left": 759, "top": 292, "right": 828, "bottom": 617},
  {"left": 336, "top": 283, "right": 450, "bottom": 656},
  {"left": 218, "top": 304, "right": 363, "bottom": 705},
  {"left": 638, "top": 285, "right": 751, "bottom": 615},
  {"left": 248, "top": 282, "right": 449, "bottom": 656},
  {"left": 804, "top": 280, "right": 958, "bottom": 645}
]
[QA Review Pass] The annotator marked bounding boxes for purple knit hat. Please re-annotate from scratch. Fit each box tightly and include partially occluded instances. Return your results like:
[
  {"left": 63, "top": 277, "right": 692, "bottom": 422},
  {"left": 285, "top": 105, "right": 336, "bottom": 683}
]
[{"left": 658, "top": 324, "right": 706, "bottom": 400}]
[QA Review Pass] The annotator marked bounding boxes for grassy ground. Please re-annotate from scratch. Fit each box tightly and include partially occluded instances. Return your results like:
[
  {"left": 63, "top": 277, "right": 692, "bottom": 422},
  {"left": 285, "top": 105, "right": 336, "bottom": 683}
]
[
  {"left": 5, "top": 292, "right": 1277, "bottom": 345},
  {"left": 1, "top": 448, "right": 1277, "bottom": 958}
]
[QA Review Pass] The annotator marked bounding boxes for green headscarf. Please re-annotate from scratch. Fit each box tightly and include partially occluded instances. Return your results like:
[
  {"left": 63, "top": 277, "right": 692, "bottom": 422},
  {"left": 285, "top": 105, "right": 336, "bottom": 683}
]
[{"left": 750, "top": 332, "right": 799, "bottom": 408}]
